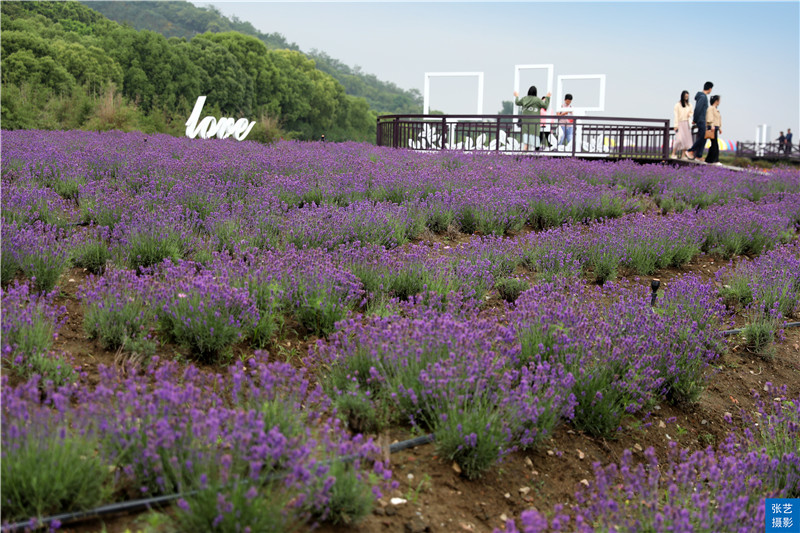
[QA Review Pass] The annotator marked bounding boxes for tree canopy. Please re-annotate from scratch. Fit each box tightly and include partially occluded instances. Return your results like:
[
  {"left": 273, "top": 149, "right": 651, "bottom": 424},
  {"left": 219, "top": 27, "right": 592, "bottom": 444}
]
[
  {"left": 1, "top": 1, "right": 381, "bottom": 141},
  {"left": 83, "top": 0, "right": 422, "bottom": 114}
]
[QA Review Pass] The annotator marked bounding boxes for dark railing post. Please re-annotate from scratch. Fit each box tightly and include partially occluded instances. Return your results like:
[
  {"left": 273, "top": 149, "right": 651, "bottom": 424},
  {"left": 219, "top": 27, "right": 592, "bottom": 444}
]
[
  {"left": 392, "top": 117, "right": 399, "bottom": 149},
  {"left": 495, "top": 116, "right": 501, "bottom": 151},
  {"left": 571, "top": 116, "right": 577, "bottom": 158},
  {"left": 441, "top": 117, "right": 447, "bottom": 150},
  {"left": 661, "top": 120, "right": 669, "bottom": 160},
  {"left": 376, "top": 119, "right": 382, "bottom": 146}
]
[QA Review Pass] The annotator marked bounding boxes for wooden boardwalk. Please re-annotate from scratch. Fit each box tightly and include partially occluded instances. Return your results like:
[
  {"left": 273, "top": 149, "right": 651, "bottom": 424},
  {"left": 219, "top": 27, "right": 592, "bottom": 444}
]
[{"left": 377, "top": 114, "right": 671, "bottom": 161}]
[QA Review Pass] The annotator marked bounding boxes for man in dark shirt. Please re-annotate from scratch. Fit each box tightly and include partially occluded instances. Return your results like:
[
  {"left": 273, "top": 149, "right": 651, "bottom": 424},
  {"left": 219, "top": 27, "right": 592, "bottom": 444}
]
[
  {"left": 786, "top": 129, "right": 793, "bottom": 154},
  {"left": 777, "top": 131, "right": 786, "bottom": 152},
  {"left": 685, "top": 81, "right": 714, "bottom": 161}
]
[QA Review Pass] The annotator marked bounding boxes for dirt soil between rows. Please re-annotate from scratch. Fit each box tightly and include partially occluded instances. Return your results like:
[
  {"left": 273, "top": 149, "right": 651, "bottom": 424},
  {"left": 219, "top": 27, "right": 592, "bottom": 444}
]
[{"left": 15, "top": 236, "right": 800, "bottom": 533}]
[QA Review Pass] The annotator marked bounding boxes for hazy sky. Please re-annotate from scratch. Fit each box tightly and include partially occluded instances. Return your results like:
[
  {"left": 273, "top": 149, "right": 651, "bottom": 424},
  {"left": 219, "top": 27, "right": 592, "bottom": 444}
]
[{"left": 196, "top": 1, "right": 799, "bottom": 142}]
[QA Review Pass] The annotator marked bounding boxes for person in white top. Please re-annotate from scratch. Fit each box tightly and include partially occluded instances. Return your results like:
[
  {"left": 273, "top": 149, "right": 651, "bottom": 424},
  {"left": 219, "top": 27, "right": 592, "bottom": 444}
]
[
  {"left": 671, "top": 90, "right": 693, "bottom": 159},
  {"left": 556, "top": 94, "right": 574, "bottom": 151}
]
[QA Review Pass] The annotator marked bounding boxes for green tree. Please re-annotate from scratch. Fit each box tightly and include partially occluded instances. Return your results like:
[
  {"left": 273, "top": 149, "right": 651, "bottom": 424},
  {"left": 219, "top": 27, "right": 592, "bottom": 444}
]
[
  {"left": 1, "top": 49, "right": 75, "bottom": 92},
  {"left": 1, "top": 0, "right": 379, "bottom": 142},
  {"left": 83, "top": 0, "right": 421, "bottom": 114},
  {"left": 53, "top": 41, "right": 123, "bottom": 93},
  {"left": 186, "top": 34, "right": 254, "bottom": 115}
]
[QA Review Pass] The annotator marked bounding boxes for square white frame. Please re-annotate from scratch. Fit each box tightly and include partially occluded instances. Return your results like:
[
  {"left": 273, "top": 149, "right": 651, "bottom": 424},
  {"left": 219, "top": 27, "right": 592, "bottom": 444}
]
[
  {"left": 423, "top": 72, "right": 484, "bottom": 115},
  {"left": 556, "top": 74, "right": 607, "bottom": 113},
  {"left": 513, "top": 64, "right": 554, "bottom": 115}
]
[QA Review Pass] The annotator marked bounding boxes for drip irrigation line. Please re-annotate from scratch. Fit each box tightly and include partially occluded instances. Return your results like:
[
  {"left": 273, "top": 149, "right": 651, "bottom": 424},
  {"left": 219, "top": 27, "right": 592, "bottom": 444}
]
[
  {"left": 721, "top": 321, "right": 800, "bottom": 337},
  {"left": 2, "top": 493, "right": 197, "bottom": 533},
  {"left": 2, "top": 433, "right": 436, "bottom": 533},
  {"left": 390, "top": 433, "right": 435, "bottom": 453},
  {"left": 8, "top": 284, "right": 796, "bottom": 531}
]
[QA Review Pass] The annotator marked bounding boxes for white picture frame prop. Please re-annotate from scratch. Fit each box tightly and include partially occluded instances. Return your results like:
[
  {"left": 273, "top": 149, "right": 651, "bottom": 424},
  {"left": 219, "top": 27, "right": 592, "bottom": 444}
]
[
  {"left": 513, "top": 64, "right": 554, "bottom": 115},
  {"left": 556, "top": 74, "right": 607, "bottom": 113},
  {"left": 423, "top": 72, "right": 485, "bottom": 115}
]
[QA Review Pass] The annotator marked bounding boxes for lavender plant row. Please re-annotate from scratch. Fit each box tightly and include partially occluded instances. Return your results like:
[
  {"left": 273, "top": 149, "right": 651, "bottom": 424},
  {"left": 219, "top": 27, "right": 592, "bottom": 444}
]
[
  {"left": 1, "top": 355, "right": 394, "bottom": 529},
  {"left": 3, "top": 192, "right": 794, "bottom": 380},
  {"left": 3, "top": 130, "right": 800, "bottom": 530},
  {"left": 500, "top": 389, "right": 799, "bottom": 532},
  {"left": 717, "top": 241, "right": 800, "bottom": 319},
  {"left": 312, "top": 274, "right": 726, "bottom": 478},
  {"left": 573, "top": 158, "right": 800, "bottom": 210},
  {"left": 69, "top": 193, "right": 794, "bottom": 367},
  {"left": 4, "top": 131, "right": 797, "bottom": 216},
  {"left": 714, "top": 241, "right": 800, "bottom": 356},
  {"left": 510, "top": 196, "right": 796, "bottom": 285},
  {"left": 0, "top": 280, "right": 72, "bottom": 384},
  {"left": 3, "top": 131, "right": 798, "bottom": 265},
  {"left": 331, "top": 194, "right": 796, "bottom": 299},
  {"left": 3, "top": 191, "right": 796, "bottom": 327}
]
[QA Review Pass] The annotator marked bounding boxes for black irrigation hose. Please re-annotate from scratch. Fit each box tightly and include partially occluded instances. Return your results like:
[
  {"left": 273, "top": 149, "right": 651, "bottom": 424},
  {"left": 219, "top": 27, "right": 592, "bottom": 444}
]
[
  {"left": 8, "top": 284, "right": 796, "bottom": 531},
  {"left": 2, "top": 493, "right": 198, "bottom": 533},
  {"left": 389, "top": 433, "right": 435, "bottom": 453},
  {"left": 721, "top": 321, "right": 800, "bottom": 337},
  {"left": 17, "top": 285, "right": 791, "bottom": 533},
  {"left": 2, "top": 434, "right": 436, "bottom": 533}
]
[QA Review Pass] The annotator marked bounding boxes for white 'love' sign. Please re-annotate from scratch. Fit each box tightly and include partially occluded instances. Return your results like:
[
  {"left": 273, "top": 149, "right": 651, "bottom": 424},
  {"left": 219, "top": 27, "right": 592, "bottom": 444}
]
[{"left": 185, "top": 96, "right": 256, "bottom": 141}]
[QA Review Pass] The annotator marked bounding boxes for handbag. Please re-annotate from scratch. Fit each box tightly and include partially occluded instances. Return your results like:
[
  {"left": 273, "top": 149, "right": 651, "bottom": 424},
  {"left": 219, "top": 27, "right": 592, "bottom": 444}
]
[{"left": 704, "top": 128, "right": 715, "bottom": 140}]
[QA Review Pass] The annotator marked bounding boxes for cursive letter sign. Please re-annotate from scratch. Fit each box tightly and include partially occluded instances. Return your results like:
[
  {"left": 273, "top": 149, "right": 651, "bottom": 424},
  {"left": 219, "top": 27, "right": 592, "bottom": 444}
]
[{"left": 185, "top": 96, "right": 256, "bottom": 141}]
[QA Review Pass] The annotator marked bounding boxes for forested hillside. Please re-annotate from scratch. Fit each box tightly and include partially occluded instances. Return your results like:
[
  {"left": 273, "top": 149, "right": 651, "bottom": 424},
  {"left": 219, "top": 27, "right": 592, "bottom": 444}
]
[
  {"left": 82, "top": 1, "right": 299, "bottom": 50},
  {"left": 0, "top": 1, "right": 377, "bottom": 141},
  {"left": 83, "top": 0, "right": 422, "bottom": 114}
]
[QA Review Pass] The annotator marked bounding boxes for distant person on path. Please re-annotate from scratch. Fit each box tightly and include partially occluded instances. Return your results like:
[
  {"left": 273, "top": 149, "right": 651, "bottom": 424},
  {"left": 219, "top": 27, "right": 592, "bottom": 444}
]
[
  {"left": 514, "top": 86, "right": 551, "bottom": 151},
  {"left": 777, "top": 131, "right": 786, "bottom": 152},
  {"left": 671, "top": 90, "right": 693, "bottom": 159},
  {"left": 557, "top": 93, "right": 574, "bottom": 151},
  {"left": 685, "top": 81, "right": 713, "bottom": 161},
  {"left": 786, "top": 129, "right": 793, "bottom": 154},
  {"left": 704, "top": 95, "right": 722, "bottom": 165}
]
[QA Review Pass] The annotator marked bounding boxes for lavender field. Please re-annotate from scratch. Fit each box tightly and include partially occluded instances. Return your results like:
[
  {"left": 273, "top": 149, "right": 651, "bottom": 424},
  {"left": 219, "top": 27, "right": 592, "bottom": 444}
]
[{"left": 2, "top": 130, "right": 799, "bottom": 532}]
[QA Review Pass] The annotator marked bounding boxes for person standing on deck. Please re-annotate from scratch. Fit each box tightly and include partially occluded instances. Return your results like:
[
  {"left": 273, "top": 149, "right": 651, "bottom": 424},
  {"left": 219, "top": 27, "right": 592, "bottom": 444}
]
[
  {"left": 685, "top": 81, "right": 713, "bottom": 161},
  {"left": 671, "top": 90, "right": 693, "bottom": 159},
  {"left": 557, "top": 93, "right": 574, "bottom": 151},
  {"left": 514, "top": 86, "right": 551, "bottom": 151},
  {"left": 704, "top": 95, "right": 722, "bottom": 165}
]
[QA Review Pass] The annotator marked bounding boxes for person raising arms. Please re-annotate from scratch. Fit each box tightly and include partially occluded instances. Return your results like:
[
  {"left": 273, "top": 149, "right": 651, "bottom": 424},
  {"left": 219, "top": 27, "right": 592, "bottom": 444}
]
[{"left": 514, "top": 86, "right": 551, "bottom": 151}]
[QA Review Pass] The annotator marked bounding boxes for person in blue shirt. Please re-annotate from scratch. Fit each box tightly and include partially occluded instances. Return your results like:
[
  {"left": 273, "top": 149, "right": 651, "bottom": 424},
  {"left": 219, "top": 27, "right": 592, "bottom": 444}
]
[{"left": 685, "top": 81, "right": 713, "bottom": 161}]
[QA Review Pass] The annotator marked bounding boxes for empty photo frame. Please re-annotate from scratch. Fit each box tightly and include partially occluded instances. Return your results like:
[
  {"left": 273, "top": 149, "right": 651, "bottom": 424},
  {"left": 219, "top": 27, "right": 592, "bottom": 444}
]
[
  {"left": 556, "top": 74, "right": 607, "bottom": 113},
  {"left": 423, "top": 72, "right": 485, "bottom": 115}
]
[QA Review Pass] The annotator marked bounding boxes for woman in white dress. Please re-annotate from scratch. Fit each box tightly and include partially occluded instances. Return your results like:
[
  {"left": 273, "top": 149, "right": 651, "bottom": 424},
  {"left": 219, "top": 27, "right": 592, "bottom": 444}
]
[{"left": 671, "top": 90, "right": 693, "bottom": 159}]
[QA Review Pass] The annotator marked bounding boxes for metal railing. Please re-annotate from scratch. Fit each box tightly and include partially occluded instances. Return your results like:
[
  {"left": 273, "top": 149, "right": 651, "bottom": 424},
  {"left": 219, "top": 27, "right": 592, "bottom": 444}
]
[
  {"left": 377, "top": 114, "right": 671, "bottom": 160},
  {"left": 736, "top": 141, "right": 799, "bottom": 161}
]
